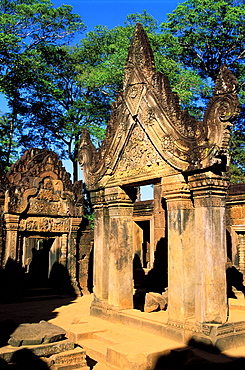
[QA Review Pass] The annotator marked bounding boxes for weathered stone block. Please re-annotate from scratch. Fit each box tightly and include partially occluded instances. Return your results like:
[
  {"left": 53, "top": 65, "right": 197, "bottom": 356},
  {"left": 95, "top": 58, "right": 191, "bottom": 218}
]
[
  {"left": 230, "top": 206, "right": 242, "bottom": 220},
  {"left": 8, "top": 321, "right": 66, "bottom": 347},
  {"left": 144, "top": 291, "right": 168, "bottom": 313},
  {"left": 48, "top": 347, "right": 89, "bottom": 370},
  {"left": 0, "top": 340, "right": 75, "bottom": 363}
]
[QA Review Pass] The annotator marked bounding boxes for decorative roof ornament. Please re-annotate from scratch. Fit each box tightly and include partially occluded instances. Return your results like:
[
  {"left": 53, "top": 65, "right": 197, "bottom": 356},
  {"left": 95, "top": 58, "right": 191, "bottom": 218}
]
[{"left": 79, "top": 24, "right": 240, "bottom": 189}]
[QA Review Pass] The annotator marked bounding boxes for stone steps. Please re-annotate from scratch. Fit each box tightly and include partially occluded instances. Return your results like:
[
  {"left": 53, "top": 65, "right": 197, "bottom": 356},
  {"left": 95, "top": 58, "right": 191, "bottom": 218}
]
[
  {"left": 79, "top": 338, "right": 108, "bottom": 364},
  {"left": 93, "top": 363, "right": 113, "bottom": 370},
  {"left": 93, "top": 331, "right": 134, "bottom": 346},
  {"left": 74, "top": 324, "right": 180, "bottom": 370}
]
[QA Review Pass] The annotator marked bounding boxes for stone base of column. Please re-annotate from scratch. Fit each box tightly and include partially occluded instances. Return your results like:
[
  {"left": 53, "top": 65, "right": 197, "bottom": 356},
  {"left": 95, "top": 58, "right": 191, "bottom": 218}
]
[
  {"left": 90, "top": 296, "right": 123, "bottom": 323},
  {"left": 168, "top": 318, "right": 245, "bottom": 351},
  {"left": 90, "top": 301, "right": 245, "bottom": 351},
  {"left": 71, "top": 278, "right": 82, "bottom": 297}
]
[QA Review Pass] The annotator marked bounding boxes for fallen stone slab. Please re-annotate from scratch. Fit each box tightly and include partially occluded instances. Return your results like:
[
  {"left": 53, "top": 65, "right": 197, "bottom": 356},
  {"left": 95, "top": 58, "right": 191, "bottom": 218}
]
[
  {"left": 0, "top": 339, "right": 74, "bottom": 363},
  {"left": 144, "top": 291, "right": 168, "bottom": 313},
  {"left": 8, "top": 321, "right": 66, "bottom": 347}
]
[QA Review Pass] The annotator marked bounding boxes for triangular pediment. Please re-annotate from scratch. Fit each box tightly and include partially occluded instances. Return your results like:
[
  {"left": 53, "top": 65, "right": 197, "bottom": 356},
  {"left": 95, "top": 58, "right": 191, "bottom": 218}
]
[
  {"left": 79, "top": 24, "right": 240, "bottom": 190},
  {"left": 102, "top": 115, "right": 174, "bottom": 186}
]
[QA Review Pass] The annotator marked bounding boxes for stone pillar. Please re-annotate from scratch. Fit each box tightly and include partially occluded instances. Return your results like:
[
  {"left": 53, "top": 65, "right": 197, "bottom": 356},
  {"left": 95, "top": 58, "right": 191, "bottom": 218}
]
[
  {"left": 106, "top": 186, "right": 134, "bottom": 310},
  {"left": 60, "top": 233, "right": 68, "bottom": 266},
  {"left": 189, "top": 172, "right": 228, "bottom": 325},
  {"left": 154, "top": 182, "right": 165, "bottom": 255},
  {"left": 237, "top": 233, "right": 245, "bottom": 274},
  {"left": 164, "top": 180, "right": 195, "bottom": 325},
  {"left": 68, "top": 218, "right": 82, "bottom": 296},
  {"left": 91, "top": 190, "right": 110, "bottom": 303},
  {"left": 4, "top": 214, "right": 20, "bottom": 265}
]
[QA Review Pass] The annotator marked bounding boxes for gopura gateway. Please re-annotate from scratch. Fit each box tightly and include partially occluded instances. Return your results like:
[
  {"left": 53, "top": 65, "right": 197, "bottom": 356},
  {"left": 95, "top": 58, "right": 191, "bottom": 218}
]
[{"left": 79, "top": 24, "right": 245, "bottom": 348}]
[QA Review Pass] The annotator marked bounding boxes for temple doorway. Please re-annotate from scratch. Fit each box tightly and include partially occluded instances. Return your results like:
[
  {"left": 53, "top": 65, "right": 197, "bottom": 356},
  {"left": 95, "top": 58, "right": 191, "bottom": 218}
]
[
  {"left": 132, "top": 183, "right": 168, "bottom": 310},
  {"left": 22, "top": 236, "right": 61, "bottom": 289},
  {"left": 134, "top": 220, "right": 151, "bottom": 269}
]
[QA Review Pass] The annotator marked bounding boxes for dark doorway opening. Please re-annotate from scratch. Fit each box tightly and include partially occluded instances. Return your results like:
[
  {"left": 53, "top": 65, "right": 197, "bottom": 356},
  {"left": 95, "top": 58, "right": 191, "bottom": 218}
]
[{"left": 28, "top": 238, "right": 55, "bottom": 288}]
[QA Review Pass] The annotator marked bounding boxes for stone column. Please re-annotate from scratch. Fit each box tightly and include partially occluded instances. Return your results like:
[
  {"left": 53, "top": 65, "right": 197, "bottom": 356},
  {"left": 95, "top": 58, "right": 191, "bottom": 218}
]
[
  {"left": 60, "top": 233, "right": 68, "bottom": 266},
  {"left": 153, "top": 182, "right": 165, "bottom": 257},
  {"left": 106, "top": 186, "right": 134, "bottom": 310},
  {"left": 3, "top": 214, "right": 20, "bottom": 265},
  {"left": 189, "top": 172, "right": 228, "bottom": 325},
  {"left": 237, "top": 233, "right": 245, "bottom": 274},
  {"left": 90, "top": 190, "right": 110, "bottom": 303},
  {"left": 164, "top": 179, "right": 195, "bottom": 325},
  {"left": 68, "top": 217, "right": 82, "bottom": 296}
]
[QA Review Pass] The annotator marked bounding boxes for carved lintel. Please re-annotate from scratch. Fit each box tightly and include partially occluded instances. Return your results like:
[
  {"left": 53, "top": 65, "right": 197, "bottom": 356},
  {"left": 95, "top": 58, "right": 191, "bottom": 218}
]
[{"left": 19, "top": 217, "right": 70, "bottom": 233}]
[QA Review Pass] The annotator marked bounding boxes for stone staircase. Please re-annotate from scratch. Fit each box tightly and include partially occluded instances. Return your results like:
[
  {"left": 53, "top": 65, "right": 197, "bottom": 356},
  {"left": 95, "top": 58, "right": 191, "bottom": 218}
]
[
  {"left": 62, "top": 305, "right": 245, "bottom": 370},
  {"left": 65, "top": 316, "right": 182, "bottom": 370},
  {"left": 46, "top": 295, "right": 245, "bottom": 369}
]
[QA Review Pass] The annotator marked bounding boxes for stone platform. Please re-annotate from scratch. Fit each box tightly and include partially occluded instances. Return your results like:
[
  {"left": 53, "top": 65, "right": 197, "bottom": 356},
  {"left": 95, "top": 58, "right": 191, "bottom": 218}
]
[
  {"left": 1, "top": 295, "right": 245, "bottom": 369},
  {"left": 90, "top": 300, "right": 245, "bottom": 352}
]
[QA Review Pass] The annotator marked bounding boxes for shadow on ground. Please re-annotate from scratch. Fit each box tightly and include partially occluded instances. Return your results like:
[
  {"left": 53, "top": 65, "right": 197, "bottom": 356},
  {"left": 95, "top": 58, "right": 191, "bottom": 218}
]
[
  {"left": 0, "top": 348, "right": 50, "bottom": 369},
  {"left": 0, "top": 258, "right": 78, "bottom": 348},
  {"left": 153, "top": 339, "right": 245, "bottom": 369}
]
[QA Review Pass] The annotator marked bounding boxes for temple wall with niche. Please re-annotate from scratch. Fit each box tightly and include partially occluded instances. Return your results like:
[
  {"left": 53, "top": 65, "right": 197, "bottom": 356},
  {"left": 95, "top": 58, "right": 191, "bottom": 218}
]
[
  {"left": 78, "top": 24, "right": 245, "bottom": 349},
  {"left": 0, "top": 149, "right": 93, "bottom": 297}
]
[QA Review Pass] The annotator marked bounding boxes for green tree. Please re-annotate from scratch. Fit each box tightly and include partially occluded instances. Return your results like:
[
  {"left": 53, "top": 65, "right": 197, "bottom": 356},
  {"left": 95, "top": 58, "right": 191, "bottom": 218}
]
[
  {"left": 0, "top": 0, "right": 85, "bottom": 171},
  {"left": 76, "top": 11, "right": 204, "bottom": 114},
  {"left": 0, "top": 113, "right": 19, "bottom": 172},
  {"left": 10, "top": 10, "right": 203, "bottom": 181},
  {"left": 160, "top": 0, "right": 245, "bottom": 182},
  {"left": 20, "top": 44, "right": 110, "bottom": 182}
]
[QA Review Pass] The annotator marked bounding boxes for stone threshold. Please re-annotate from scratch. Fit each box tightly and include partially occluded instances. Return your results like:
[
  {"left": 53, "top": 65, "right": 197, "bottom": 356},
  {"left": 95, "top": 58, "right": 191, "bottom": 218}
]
[{"left": 90, "top": 302, "right": 245, "bottom": 351}]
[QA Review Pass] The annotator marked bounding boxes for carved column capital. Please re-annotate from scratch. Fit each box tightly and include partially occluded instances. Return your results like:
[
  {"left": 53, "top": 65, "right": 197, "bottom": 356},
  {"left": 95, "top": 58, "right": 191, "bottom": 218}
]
[
  {"left": 162, "top": 178, "right": 193, "bottom": 210},
  {"left": 90, "top": 189, "right": 105, "bottom": 207},
  {"left": 71, "top": 217, "right": 82, "bottom": 233},
  {"left": 105, "top": 186, "right": 133, "bottom": 215},
  {"left": 188, "top": 172, "right": 229, "bottom": 208},
  {"left": 4, "top": 214, "right": 20, "bottom": 231}
]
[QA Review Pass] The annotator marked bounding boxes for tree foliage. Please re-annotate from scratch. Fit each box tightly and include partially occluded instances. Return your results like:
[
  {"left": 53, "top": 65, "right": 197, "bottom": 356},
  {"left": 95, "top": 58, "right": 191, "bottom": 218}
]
[
  {"left": 0, "top": 6, "right": 204, "bottom": 181},
  {"left": 77, "top": 11, "right": 204, "bottom": 115},
  {"left": 160, "top": 0, "right": 245, "bottom": 182},
  {"left": 0, "top": 0, "right": 85, "bottom": 176},
  {"left": 21, "top": 44, "right": 111, "bottom": 181}
]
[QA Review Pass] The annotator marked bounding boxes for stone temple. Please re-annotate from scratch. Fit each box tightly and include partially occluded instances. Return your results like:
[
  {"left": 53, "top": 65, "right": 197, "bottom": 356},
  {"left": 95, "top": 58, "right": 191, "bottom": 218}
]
[
  {"left": 0, "top": 148, "right": 93, "bottom": 297},
  {"left": 1, "top": 23, "right": 245, "bottom": 368},
  {"left": 78, "top": 23, "right": 245, "bottom": 349}
]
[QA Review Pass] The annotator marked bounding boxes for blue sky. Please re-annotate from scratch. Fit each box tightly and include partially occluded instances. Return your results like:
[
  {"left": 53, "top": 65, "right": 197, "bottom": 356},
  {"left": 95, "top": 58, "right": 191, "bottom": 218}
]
[
  {"left": 0, "top": 0, "right": 182, "bottom": 112},
  {"left": 52, "top": 0, "right": 182, "bottom": 33}
]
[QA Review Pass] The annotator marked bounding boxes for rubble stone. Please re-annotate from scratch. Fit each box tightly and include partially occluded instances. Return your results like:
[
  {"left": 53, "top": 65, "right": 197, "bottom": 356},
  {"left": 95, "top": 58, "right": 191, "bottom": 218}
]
[{"left": 8, "top": 321, "right": 66, "bottom": 347}]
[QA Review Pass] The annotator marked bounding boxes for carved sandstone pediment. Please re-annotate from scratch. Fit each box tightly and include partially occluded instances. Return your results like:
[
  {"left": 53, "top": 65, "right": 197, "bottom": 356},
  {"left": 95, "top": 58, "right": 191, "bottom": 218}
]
[
  {"left": 5, "top": 149, "right": 81, "bottom": 217},
  {"left": 79, "top": 24, "right": 240, "bottom": 190}
]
